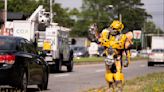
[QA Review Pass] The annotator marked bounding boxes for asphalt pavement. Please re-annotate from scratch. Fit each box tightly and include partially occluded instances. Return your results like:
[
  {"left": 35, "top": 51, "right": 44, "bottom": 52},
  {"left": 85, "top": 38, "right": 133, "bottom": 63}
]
[
  {"left": 1, "top": 60, "right": 164, "bottom": 92},
  {"left": 44, "top": 60, "right": 164, "bottom": 92}
]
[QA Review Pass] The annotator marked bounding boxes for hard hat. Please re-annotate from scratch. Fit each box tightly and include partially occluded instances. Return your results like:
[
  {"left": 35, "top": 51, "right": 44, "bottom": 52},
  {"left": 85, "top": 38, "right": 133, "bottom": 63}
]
[{"left": 110, "top": 20, "right": 124, "bottom": 32}]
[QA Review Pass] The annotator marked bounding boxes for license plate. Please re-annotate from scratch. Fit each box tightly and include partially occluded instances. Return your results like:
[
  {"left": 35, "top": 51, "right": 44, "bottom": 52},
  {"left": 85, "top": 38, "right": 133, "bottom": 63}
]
[
  {"left": 47, "top": 61, "right": 55, "bottom": 65},
  {"left": 45, "top": 57, "right": 53, "bottom": 61}
]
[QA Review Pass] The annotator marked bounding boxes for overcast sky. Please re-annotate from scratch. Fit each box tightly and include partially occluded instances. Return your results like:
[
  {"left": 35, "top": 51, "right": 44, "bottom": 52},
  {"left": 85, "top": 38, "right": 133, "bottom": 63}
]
[
  {"left": 142, "top": 0, "right": 164, "bottom": 30},
  {"left": 55, "top": 0, "right": 164, "bottom": 30}
]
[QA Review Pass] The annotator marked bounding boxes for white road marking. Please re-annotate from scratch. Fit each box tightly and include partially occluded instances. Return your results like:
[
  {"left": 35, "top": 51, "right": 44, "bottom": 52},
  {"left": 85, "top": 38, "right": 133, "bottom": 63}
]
[
  {"left": 123, "top": 67, "right": 129, "bottom": 70},
  {"left": 54, "top": 74, "right": 70, "bottom": 78},
  {"left": 95, "top": 69, "right": 105, "bottom": 72},
  {"left": 140, "top": 65, "right": 146, "bottom": 67},
  {"left": 75, "top": 63, "right": 105, "bottom": 68}
]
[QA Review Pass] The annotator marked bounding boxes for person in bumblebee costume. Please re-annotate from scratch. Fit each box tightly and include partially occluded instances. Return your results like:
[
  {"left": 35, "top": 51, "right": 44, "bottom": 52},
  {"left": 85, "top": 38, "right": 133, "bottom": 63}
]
[{"left": 89, "top": 20, "right": 133, "bottom": 91}]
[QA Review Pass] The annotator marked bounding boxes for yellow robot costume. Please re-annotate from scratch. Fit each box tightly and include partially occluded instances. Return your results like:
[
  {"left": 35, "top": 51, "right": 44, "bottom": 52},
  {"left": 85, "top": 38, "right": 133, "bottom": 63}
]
[
  {"left": 124, "top": 31, "right": 133, "bottom": 67},
  {"left": 88, "top": 20, "right": 133, "bottom": 91},
  {"left": 98, "top": 20, "right": 129, "bottom": 91}
]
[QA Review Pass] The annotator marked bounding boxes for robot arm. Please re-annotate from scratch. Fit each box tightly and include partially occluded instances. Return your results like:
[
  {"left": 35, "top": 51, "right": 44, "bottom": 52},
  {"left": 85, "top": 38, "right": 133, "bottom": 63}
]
[
  {"left": 28, "top": 5, "right": 50, "bottom": 25},
  {"left": 124, "top": 31, "right": 133, "bottom": 67}
]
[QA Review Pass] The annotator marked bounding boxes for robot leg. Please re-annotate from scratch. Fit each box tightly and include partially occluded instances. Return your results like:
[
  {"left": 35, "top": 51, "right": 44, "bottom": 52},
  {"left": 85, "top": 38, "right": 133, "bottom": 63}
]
[
  {"left": 124, "top": 49, "right": 131, "bottom": 67},
  {"left": 105, "top": 64, "right": 115, "bottom": 91},
  {"left": 114, "top": 60, "right": 124, "bottom": 82},
  {"left": 105, "top": 64, "right": 114, "bottom": 83}
]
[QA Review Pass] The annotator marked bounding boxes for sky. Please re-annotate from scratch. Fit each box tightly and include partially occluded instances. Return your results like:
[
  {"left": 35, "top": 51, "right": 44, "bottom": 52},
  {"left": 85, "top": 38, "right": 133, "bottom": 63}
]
[
  {"left": 55, "top": 0, "right": 82, "bottom": 9},
  {"left": 55, "top": 0, "right": 164, "bottom": 31},
  {"left": 142, "top": 0, "right": 164, "bottom": 30}
]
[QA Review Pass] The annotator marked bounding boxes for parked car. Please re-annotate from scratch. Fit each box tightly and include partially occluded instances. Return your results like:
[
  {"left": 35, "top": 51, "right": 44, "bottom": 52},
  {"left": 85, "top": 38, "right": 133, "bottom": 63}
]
[
  {"left": 148, "top": 49, "right": 164, "bottom": 66},
  {"left": 138, "top": 49, "right": 149, "bottom": 58},
  {"left": 98, "top": 47, "right": 105, "bottom": 57},
  {"left": 72, "top": 46, "right": 89, "bottom": 57},
  {"left": 0, "top": 36, "right": 49, "bottom": 91},
  {"left": 131, "top": 49, "right": 138, "bottom": 58}
]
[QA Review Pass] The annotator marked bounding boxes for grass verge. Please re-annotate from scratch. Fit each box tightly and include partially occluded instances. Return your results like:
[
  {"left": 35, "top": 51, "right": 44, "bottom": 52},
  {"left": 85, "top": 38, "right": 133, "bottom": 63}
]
[
  {"left": 85, "top": 72, "right": 164, "bottom": 92},
  {"left": 74, "top": 56, "right": 148, "bottom": 64}
]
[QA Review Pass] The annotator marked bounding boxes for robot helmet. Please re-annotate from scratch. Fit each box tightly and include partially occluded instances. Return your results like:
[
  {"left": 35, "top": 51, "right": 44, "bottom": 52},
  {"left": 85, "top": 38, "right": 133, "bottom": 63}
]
[{"left": 110, "top": 20, "right": 124, "bottom": 32}]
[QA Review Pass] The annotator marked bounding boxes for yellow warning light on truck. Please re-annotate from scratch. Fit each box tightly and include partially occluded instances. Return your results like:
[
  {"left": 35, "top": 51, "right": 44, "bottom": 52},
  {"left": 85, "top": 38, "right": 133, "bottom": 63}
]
[{"left": 43, "top": 40, "right": 52, "bottom": 51}]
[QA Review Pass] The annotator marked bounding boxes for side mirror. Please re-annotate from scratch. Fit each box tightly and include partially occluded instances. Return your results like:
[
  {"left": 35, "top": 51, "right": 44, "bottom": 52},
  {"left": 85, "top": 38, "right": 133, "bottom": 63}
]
[{"left": 71, "top": 39, "right": 76, "bottom": 45}]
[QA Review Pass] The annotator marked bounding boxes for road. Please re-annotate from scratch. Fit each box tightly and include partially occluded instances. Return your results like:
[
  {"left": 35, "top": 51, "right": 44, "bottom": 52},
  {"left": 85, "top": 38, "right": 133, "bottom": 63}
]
[
  {"left": 44, "top": 60, "right": 164, "bottom": 92},
  {"left": 1, "top": 60, "right": 164, "bottom": 92}
]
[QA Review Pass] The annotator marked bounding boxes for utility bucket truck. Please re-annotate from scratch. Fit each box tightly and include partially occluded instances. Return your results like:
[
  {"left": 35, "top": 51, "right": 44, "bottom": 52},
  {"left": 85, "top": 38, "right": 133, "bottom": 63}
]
[
  {"left": 12, "top": 5, "right": 75, "bottom": 72},
  {"left": 43, "top": 25, "right": 75, "bottom": 72},
  {"left": 13, "top": 5, "right": 48, "bottom": 44}
]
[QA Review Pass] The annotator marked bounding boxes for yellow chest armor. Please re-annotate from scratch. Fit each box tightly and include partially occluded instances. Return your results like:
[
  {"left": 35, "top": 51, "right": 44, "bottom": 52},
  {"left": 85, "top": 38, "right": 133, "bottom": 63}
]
[{"left": 99, "top": 34, "right": 127, "bottom": 49}]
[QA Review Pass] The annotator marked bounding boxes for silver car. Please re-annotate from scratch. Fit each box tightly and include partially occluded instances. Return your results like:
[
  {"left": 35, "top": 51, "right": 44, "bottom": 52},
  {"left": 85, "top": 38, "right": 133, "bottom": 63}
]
[{"left": 148, "top": 49, "right": 164, "bottom": 66}]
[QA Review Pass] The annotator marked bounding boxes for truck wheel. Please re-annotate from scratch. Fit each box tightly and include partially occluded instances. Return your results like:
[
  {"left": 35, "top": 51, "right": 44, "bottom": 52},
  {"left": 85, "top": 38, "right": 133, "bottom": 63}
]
[
  {"left": 67, "top": 59, "right": 74, "bottom": 72},
  {"left": 56, "top": 59, "right": 62, "bottom": 72}
]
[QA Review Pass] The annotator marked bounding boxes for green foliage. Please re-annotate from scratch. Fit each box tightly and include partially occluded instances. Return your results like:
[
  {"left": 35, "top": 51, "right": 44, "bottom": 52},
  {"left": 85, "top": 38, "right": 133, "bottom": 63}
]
[
  {"left": 0, "top": 0, "right": 74, "bottom": 28},
  {"left": 86, "top": 72, "right": 164, "bottom": 92},
  {"left": 133, "top": 39, "right": 142, "bottom": 50},
  {"left": 74, "top": 56, "right": 105, "bottom": 64},
  {"left": 145, "top": 21, "right": 164, "bottom": 34},
  {"left": 69, "top": 8, "right": 80, "bottom": 16},
  {"left": 143, "top": 21, "right": 163, "bottom": 48},
  {"left": 52, "top": 3, "right": 74, "bottom": 27},
  {"left": 0, "top": 0, "right": 47, "bottom": 14},
  {"left": 71, "top": 0, "right": 149, "bottom": 37},
  {"left": 0, "top": 0, "right": 162, "bottom": 38},
  {"left": 7, "top": 0, "right": 39, "bottom": 14},
  {"left": 0, "top": 1, "right": 4, "bottom": 9},
  {"left": 124, "top": 72, "right": 164, "bottom": 92}
]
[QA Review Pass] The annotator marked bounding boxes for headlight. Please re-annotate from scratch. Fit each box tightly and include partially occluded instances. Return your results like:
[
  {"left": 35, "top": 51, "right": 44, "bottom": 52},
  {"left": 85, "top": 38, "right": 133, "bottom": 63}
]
[{"left": 78, "top": 52, "right": 83, "bottom": 55}]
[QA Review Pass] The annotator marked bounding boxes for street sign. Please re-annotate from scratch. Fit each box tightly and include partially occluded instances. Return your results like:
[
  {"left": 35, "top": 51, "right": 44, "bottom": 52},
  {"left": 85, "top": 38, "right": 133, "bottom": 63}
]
[{"left": 133, "top": 30, "right": 142, "bottom": 39}]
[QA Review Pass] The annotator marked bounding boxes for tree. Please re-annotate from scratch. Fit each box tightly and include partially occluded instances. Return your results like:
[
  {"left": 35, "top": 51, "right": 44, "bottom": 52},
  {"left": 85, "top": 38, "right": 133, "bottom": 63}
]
[
  {"left": 0, "top": 0, "right": 74, "bottom": 28},
  {"left": 143, "top": 21, "right": 163, "bottom": 48},
  {"left": 71, "top": 0, "right": 149, "bottom": 37},
  {"left": 144, "top": 21, "right": 163, "bottom": 34},
  {"left": 52, "top": 3, "right": 74, "bottom": 27}
]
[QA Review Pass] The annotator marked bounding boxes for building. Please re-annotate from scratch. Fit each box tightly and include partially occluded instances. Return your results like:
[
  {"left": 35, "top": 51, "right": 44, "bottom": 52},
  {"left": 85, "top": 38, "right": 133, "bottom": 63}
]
[{"left": 0, "top": 10, "right": 28, "bottom": 35}]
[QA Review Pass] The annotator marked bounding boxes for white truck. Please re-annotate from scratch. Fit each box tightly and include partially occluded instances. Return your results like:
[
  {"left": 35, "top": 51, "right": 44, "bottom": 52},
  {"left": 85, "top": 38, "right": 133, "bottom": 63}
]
[
  {"left": 148, "top": 36, "right": 164, "bottom": 66},
  {"left": 13, "top": 21, "right": 35, "bottom": 41},
  {"left": 43, "top": 26, "right": 75, "bottom": 72},
  {"left": 13, "top": 5, "right": 47, "bottom": 43},
  {"left": 151, "top": 36, "right": 164, "bottom": 49},
  {"left": 12, "top": 5, "right": 75, "bottom": 72}
]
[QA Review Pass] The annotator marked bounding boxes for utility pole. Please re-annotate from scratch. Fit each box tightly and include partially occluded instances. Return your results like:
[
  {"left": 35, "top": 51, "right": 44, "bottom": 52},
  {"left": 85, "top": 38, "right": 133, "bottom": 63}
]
[
  {"left": 119, "top": 13, "right": 122, "bottom": 22},
  {"left": 50, "top": 0, "right": 53, "bottom": 23},
  {"left": 4, "top": 0, "right": 7, "bottom": 30}
]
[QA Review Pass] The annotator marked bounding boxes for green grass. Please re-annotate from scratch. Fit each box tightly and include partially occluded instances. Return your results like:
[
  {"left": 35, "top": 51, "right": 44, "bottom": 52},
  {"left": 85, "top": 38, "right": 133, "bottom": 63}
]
[
  {"left": 124, "top": 72, "right": 164, "bottom": 92},
  {"left": 74, "top": 56, "right": 148, "bottom": 64},
  {"left": 74, "top": 56, "right": 105, "bottom": 64},
  {"left": 85, "top": 72, "right": 164, "bottom": 92}
]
